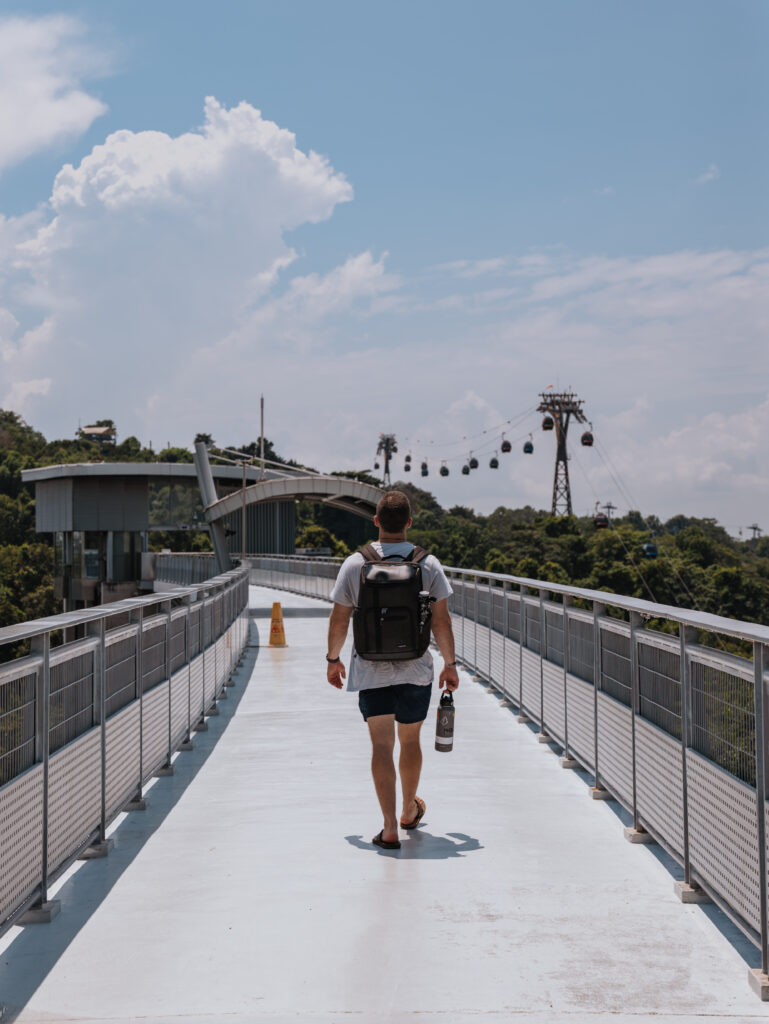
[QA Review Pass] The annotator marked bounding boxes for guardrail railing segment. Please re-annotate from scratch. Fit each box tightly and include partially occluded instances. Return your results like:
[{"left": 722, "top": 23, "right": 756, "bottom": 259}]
[
  {"left": 0, "top": 560, "right": 249, "bottom": 934},
  {"left": 248, "top": 553, "right": 769, "bottom": 984}
]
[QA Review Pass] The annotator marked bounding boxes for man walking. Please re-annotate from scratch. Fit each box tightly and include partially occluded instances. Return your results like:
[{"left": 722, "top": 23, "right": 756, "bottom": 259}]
[{"left": 326, "top": 490, "right": 459, "bottom": 849}]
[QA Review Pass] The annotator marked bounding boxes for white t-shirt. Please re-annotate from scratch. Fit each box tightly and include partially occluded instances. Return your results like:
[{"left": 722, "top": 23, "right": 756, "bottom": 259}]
[{"left": 330, "top": 541, "right": 453, "bottom": 692}]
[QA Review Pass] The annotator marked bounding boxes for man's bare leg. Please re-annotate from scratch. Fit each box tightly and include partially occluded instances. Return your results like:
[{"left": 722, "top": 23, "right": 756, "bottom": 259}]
[
  {"left": 398, "top": 720, "right": 424, "bottom": 825},
  {"left": 367, "top": 714, "right": 398, "bottom": 843}
]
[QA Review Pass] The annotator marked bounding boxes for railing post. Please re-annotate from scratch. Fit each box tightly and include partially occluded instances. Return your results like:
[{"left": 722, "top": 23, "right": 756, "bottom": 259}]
[
  {"left": 502, "top": 580, "right": 509, "bottom": 702},
  {"left": 680, "top": 624, "right": 697, "bottom": 888},
  {"left": 37, "top": 631, "right": 50, "bottom": 903},
  {"left": 473, "top": 577, "right": 479, "bottom": 676},
  {"left": 165, "top": 605, "right": 172, "bottom": 769},
  {"left": 754, "top": 642, "right": 768, "bottom": 977},
  {"left": 591, "top": 602, "right": 606, "bottom": 796},
  {"left": 538, "top": 591, "right": 546, "bottom": 735},
  {"left": 133, "top": 606, "right": 144, "bottom": 801},
  {"left": 487, "top": 578, "right": 493, "bottom": 686},
  {"left": 519, "top": 588, "right": 526, "bottom": 712},
  {"left": 563, "top": 595, "right": 572, "bottom": 762},
  {"left": 630, "top": 611, "right": 641, "bottom": 831}
]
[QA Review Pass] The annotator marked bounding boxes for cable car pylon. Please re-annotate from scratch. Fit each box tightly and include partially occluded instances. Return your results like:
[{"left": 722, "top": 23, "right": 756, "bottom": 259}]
[{"left": 537, "top": 390, "right": 587, "bottom": 516}]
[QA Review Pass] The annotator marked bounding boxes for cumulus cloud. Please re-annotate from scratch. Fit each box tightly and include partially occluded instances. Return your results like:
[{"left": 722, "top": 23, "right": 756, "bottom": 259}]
[
  {"left": 0, "top": 15, "right": 108, "bottom": 173},
  {"left": 694, "top": 163, "right": 720, "bottom": 184},
  {"left": 1, "top": 97, "right": 362, "bottom": 425}
]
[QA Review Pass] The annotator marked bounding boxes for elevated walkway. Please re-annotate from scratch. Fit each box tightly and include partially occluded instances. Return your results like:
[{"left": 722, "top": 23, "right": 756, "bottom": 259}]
[{"left": 0, "top": 586, "right": 761, "bottom": 1022}]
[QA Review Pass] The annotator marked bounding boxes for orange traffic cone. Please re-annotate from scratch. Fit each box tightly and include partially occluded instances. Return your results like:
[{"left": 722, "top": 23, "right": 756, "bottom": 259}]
[{"left": 269, "top": 602, "right": 288, "bottom": 647}]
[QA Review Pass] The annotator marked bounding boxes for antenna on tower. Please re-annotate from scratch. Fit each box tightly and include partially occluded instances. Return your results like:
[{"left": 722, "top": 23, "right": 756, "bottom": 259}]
[{"left": 537, "top": 390, "right": 587, "bottom": 515}]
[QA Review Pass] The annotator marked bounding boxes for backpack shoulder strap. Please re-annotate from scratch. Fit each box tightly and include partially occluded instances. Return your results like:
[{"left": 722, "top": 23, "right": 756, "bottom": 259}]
[
  {"left": 408, "top": 545, "right": 429, "bottom": 564},
  {"left": 359, "top": 544, "right": 383, "bottom": 563}
]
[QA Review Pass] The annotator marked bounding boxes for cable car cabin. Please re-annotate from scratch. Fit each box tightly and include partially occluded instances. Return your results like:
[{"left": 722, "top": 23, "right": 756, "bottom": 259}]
[
  {"left": 489, "top": 456, "right": 499, "bottom": 468},
  {"left": 374, "top": 461, "right": 380, "bottom": 469},
  {"left": 405, "top": 454, "right": 411, "bottom": 463},
  {"left": 421, "top": 466, "right": 429, "bottom": 477},
  {"left": 594, "top": 513, "right": 609, "bottom": 529},
  {"left": 581, "top": 431, "right": 594, "bottom": 447},
  {"left": 501, "top": 437, "right": 512, "bottom": 453},
  {"left": 461, "top": 464, "right": 470, "bottom": 475},
  {"left": 542, "top": 416, "right": 554, "bottom": 431},
  {"left": 469, "top": 456, "right": 479, "bottom": 469},
  {"left": 523, "top": 440, "right": 534, "bottom": 454},
  {"left": 403, "top": 462, "right": 411, "bottom": 472},
  {"left": 643, "top": 543, "right": 658, "bottom": 558},
  {"left": 439, "top": 464, "right": 449, "bottom": 477}
]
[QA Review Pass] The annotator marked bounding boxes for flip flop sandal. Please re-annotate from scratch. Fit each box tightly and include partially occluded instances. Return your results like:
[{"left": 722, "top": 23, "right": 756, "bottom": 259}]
[
  {"left": 372, "top": 830, "right": 401, "bottom": 850},
  {"left": 401, "top": 797, "right": 426, "bottom": 830}
]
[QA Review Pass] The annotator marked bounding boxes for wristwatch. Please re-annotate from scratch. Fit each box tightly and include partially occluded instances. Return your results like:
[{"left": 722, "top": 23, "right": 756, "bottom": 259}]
[
  {"left": 447, "top": 661, "right": 458, "bottom": 667},
  {"left": 326, "top": 655, "right": 341, "bottom": 663}
]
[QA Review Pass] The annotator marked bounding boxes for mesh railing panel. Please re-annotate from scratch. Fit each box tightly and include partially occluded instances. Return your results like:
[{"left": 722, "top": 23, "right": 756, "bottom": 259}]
[
  {"left": 690, "top": 659, "right": 755, "bottom": 787},
  {"left": 600, "top": 627, "right": 631, "bottom": 706},
  {"left": 638, "top": 640, "right": 681, "bottom": 739},
  {"left": 141, "top": 623, "right": 166, "bottom": 693},
  {"left": 0, "top": 671, "right": 37, "bottom": 787},
  {"left": 106, "top": 634, "right": 138, "bottom": 717},
  {"left": 169, "top": 615, "right": 186, "bottom": 674},
  {"left": 524, "top": 602, "right": 541, "bottom": 654},
  {"left": 544, "top": 606, "right": 564, "bottom": 667},
  {"left": 567, "top": 616, "right": 594, "bottom": 684},
  {"left": 49, "top": 652, "right": 94, "bottom": 754}
]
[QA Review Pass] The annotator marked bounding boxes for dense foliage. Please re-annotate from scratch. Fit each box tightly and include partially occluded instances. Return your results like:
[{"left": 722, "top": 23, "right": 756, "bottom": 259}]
[{"left": 1, "top": 409, "right": 767, "bottom": 630}]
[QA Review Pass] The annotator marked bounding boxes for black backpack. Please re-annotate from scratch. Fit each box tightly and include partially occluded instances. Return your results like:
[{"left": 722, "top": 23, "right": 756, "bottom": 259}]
[{"left": 352, "top": 544, "right": 433, "bottom": 661}]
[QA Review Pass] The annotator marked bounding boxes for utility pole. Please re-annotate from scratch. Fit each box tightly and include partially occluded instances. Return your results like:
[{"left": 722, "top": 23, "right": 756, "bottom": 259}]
[
  {"left": 376, "top": 433, "right": 398, "bottom": 487},
  {"left": 602, "top": 502, "right": 618, "bottom": 525},
  {"left": 537, "top": 391, "right": 587, "bottom": 516}
]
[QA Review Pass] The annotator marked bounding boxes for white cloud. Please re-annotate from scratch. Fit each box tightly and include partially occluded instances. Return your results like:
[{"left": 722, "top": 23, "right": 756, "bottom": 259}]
[
  {"left": 0, "top": 15, "right": 108, "bottom": 174},
  {"left": 694, "top": 163, "right": 720, "bottom": 184},
  {"left": 436, "top": 257, "right": 507, "bottom": 278},
  {"left": 595, "top": 186, "right": 615, "bottom": 196}
]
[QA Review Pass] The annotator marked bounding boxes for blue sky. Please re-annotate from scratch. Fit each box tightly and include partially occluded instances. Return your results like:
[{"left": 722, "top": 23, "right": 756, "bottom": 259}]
[{"left": 0, "top": 2, "right": 767, "bottom": 526}]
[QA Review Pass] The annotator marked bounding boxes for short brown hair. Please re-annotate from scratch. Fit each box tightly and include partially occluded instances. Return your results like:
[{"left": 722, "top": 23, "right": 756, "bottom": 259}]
[{"left": 376, "top": 490, "right": 412, "bottom": 533}]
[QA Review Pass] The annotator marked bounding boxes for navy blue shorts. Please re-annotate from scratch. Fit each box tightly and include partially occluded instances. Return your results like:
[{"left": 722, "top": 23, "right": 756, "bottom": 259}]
[{"left": 358, "top": 683, "right": 432, "bottom": 724}]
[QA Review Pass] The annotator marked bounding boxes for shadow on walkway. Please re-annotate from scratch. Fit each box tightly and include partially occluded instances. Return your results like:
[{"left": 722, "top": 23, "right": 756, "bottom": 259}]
[
  {"left": 345, "top": 830, "right": 483, "bottom": 859},
  {"left": 0, "top": 628, "right": 260, "bottom": 1024}
]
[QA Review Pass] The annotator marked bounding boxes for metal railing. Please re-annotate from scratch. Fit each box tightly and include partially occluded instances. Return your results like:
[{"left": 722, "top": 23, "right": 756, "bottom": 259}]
[
  {"left": 249, "top": 553, "right": 769, "bottom": 981},
  {"left": 0, "top": 561, "right": 249, "bottom": 934}
]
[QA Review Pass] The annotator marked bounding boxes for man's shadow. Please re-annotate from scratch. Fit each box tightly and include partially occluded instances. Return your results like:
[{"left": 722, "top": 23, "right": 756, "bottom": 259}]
[{"left": 345, "top": 830, "right": 482, "bottom": 859}]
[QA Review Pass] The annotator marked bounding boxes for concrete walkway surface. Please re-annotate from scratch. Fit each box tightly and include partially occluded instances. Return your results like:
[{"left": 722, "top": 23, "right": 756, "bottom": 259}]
[{"left": 0, "top": 585, "right": 764, "bottom": 1022}]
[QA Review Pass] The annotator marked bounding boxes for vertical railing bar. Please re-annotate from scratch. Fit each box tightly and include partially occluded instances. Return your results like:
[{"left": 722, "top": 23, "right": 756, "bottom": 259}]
[
  {"left": 519, "top": 587, "right": 526, "bottom": 711},
  {"left": 165, "top": 605, "right": 172, "bottom": 767},
  {"left": 593, "top": 602, "right": 604, "bottom": 790},
  {"left": 41, "top": 631, "right": 50, "bottom": 903},
  {"left": 502, "top": 580, "right": 509, "bottom": 701},
  {"left": 473, "top": 577, "right": 478, "bottom": 676},
  {"left": 539, "top": 591, "right": 545, "bottom": 733},
  {"left": 563, "top": 596, "right": 572, "bottom": 759},
  {"left": 753, "top": 641, "right": 768, "bottom": 975},
  {"left": 488, "top": 578, "right": 493, "bottom": 685},
  {"left": 630, "top": 610, "right": 640, "bottom": 831},
  {"left": 136, "top": 608, "right": 144, "bottom": 793},
  {"left": 98, "top": 618, "right": 107, "bottom": 843},
  {"left": 680, "top": 623, "right": 695, "bottom": 886}
]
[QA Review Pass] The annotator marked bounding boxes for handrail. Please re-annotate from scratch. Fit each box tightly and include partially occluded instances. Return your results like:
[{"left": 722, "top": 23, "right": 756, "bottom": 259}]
[
  {"left": 248, "top": 552, "right": 769, "bottom": 993},
  {"left": 0, "top": 559, "right": 249, "bottom": 934}
]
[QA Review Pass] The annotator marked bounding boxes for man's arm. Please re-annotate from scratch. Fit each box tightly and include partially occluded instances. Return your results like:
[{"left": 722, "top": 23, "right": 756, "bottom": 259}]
[
  {"left": 431, "top": 598, "right": 459, "bottom": 692},
  {"left": 327, "top": 603, "right": 352, "bottom": 689}
]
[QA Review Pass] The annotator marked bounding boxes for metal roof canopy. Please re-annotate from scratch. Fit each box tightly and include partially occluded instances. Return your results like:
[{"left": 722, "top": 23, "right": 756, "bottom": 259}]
[{"left": 203, "top": 475, "right": 382, "bottom": 524}]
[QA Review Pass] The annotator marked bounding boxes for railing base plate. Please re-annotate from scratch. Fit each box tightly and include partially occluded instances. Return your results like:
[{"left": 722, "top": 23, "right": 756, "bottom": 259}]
[
  {"left": 674, "top": 881, "right": 713, "bottom": 905},
  {"left": 561, "top": 756, "right": 579, "bottom": 769},
  {"left": 194, "top": 719, "right": 209, "bottom": 732},
  {"left": 78, "top": 838, "right": 114, "bottom": 860},
  {"left": 516, "top": 713, "right": 529, "bottom": 723},
  {"left": 537, "top": 731, "right": 552, "bottom": 744},
  {"left": 590, "top": 786, "right": 613, "bottom": 801},
  {"left": 20, "top": 900, "right": 60, "bottom": 925},
  {"left": 624, "top": 826, "right": 656, "bottom": 845},
  {"left": 155, "top": 765, "right": 174, "bottom": 778},
  {"left": 124, "top": 796, "right": 147, "bottom": 811},
  {"left": 179, "top": 739, "right": 194, "bottom": 751},
  {"left": 748, "top": 969, "right": 769, "bottom": 1000}
]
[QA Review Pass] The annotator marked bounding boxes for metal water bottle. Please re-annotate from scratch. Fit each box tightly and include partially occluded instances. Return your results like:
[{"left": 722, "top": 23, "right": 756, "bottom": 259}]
[{"left": 435, "top": 691, "right": 455, "bottom": 753}]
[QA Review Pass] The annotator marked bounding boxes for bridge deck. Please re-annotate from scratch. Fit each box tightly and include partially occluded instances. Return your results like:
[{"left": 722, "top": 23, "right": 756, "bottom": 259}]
[{"left": 0, "top": 586, "right": 762, "bottom": 1023}]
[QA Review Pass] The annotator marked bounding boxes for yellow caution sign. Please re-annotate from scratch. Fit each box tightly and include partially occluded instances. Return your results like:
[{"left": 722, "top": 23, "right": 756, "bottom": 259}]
[{"left": 269, "top": 602, "right": 288, "bottom": 647}]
